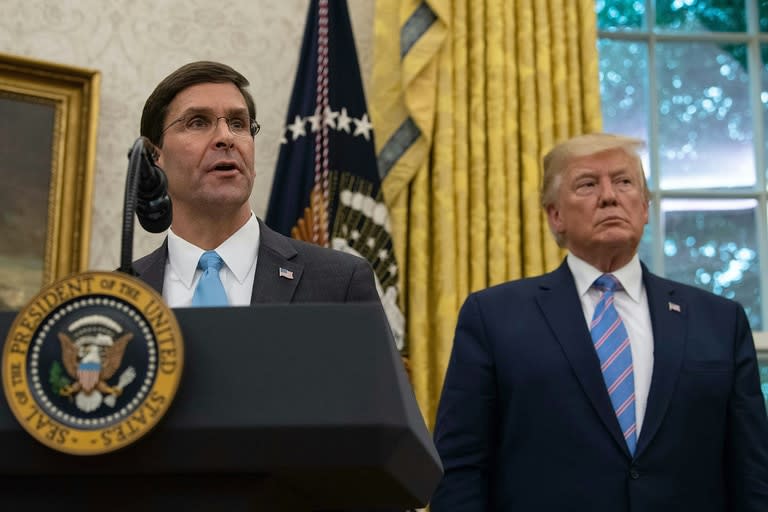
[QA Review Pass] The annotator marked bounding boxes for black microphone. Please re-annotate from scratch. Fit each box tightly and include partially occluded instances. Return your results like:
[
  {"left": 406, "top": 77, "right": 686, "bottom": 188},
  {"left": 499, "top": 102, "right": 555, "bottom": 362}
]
[{"left": 128, "top": 137, "right": 172, "bottom": 233}]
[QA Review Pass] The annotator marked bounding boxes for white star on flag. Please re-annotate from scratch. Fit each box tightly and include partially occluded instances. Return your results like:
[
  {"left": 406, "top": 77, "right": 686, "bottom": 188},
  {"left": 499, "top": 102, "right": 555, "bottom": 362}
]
[
  {"left": 336, "top": 107, "right": 352, "bottom": 133},
  {"left": 323, "top": 106, "right": 339, "bottom": 128},
  {"left": 287, "top": 115, "right": 306, "bottom": 140},
  {"left": 307, "top": 108, "right": 322, "bottom": 132},
  {"left": 352, "top": 113, "right": 373, "bottom": 140}
]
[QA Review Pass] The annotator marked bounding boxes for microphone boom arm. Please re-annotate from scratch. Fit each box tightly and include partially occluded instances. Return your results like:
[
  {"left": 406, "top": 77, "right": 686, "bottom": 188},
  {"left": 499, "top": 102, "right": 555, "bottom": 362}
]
[{"left": 118, "top": 137, "right": 172, "bottom": 275}]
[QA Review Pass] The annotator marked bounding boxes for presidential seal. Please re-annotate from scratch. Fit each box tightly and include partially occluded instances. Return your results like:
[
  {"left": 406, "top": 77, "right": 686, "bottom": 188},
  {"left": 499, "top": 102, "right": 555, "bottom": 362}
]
[{"left": 2, "top": 271, "right": 183, "bottom": 455}]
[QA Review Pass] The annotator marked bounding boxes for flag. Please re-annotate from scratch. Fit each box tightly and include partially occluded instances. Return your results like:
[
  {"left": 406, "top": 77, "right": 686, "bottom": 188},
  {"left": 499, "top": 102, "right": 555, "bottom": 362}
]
[{"left": 266, "top": 0, "right": 405, "bottom": 353}]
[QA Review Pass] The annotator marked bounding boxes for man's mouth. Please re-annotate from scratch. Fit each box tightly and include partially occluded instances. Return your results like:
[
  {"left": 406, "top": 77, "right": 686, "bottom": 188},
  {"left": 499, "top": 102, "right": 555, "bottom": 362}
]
[
  {"left": 211, "top": 162, "right": 238, "bottom": 172},
  {"left": 598, "top": 216, "right": 625, "bottom": 225}
]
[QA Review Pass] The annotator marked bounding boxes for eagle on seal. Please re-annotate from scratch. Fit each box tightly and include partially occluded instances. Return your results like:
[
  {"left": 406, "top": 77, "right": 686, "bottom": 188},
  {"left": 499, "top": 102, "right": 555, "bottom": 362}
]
[{"left": 57, "top": 331, "right": 133, "bottom": 412}]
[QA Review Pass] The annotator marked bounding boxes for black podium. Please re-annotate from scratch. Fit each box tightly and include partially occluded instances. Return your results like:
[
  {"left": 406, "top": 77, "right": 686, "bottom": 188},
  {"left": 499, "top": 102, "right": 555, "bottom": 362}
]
[{"left": 0, "top": 303, "right": 442, "bottom": 511}]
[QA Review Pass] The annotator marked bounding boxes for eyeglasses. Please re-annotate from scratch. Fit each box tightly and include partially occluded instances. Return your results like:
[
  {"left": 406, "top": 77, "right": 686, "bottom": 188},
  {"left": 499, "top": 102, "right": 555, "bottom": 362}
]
[{"left": 162, "top": 113, "right": 261, "bottom": 138}]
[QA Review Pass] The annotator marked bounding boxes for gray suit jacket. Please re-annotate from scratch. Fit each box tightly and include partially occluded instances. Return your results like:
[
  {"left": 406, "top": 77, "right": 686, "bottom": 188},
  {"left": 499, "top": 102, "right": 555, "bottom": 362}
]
[
  {"left": 132, "top": 220, "right": 402, "bottom": 511},
  {"left": 132, "top": 218, "right": 380, "bottom": 304}
]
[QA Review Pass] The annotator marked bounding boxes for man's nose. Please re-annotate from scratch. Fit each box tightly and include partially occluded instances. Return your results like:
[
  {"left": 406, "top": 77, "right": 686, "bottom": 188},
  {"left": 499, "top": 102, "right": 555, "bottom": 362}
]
[
  {"left": 598, "top": 178, "right": 618, "bottom": 205},
  {"left": 212, "top": 118, "right": 235, "bottom": 147}
]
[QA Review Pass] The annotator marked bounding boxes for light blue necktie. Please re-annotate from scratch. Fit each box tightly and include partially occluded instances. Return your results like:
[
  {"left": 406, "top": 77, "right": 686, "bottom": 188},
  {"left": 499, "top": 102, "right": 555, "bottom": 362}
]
[
  {"left": 590, "top": 274, "right": 637, "bottom": 455},
  {"left": 191, "top": 251, "right": 228, "bottom": 306}
]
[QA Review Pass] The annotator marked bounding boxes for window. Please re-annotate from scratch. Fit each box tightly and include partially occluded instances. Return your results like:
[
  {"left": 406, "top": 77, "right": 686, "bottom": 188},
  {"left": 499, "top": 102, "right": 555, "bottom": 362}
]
[
  {"left": 597, "top": 0, "right": 768, "bottom": 333},
  {"left": 760, "top": 353, "right": 768, "bottom": 410}
]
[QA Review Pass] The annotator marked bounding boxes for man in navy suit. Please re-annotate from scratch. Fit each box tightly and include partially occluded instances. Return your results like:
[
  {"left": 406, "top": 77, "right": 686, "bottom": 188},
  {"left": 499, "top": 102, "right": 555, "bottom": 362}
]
[{"left": 431, "top": 133, "right": 768, "bottom": 511}]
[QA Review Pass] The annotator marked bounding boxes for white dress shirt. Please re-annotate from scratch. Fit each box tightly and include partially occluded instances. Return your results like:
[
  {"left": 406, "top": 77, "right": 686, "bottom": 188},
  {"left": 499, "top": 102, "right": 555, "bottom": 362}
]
[
  {"left": 567, "top": 252, "right": 654, "bottom": 436},
  {"left": 163, "top": 212, "right": 260, "bottom": 307}
]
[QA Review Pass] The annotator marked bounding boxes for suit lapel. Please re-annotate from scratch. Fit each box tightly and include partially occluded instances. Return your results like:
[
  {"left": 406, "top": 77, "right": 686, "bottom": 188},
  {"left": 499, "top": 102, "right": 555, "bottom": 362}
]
[
  {"left": 134, "top": 240, "right": 167, "bottom": 295},
  {"left": 634, "top": 269, "right": 687, "bottom": 456},
  {"left": 250, "top": 219, "right": 304, "bottom": 304},
  {"left": 537, "top": 262, "right": 631, "bottom": 456}
]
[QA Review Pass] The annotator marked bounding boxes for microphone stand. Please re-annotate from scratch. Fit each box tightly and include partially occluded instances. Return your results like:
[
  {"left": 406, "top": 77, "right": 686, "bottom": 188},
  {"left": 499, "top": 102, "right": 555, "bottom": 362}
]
[{"left": 118, "top": 137, "right": 154, "bottom": 275}]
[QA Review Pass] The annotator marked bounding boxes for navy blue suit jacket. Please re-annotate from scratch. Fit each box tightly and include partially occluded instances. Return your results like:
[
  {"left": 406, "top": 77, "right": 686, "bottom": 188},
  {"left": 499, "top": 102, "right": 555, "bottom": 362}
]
[{"left": 432, "top": 261, "right": 768, "bottom": 511}]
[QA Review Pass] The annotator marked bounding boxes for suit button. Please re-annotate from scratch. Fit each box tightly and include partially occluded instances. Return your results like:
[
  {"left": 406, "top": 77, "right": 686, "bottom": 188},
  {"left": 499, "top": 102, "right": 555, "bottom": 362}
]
[{"left": 630, "top": 468, "right": 640, "bottom": 479}]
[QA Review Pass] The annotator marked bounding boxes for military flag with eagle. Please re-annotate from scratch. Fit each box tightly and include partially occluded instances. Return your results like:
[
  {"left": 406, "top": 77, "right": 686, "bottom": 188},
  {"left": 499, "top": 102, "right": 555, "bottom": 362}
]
[{"left": 266, "top": 0, "right": 405, "bottom": 353}]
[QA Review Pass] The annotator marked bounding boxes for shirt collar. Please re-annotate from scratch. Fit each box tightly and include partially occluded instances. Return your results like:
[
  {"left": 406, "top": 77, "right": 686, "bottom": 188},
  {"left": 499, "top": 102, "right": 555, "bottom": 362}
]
[
  {"left": 167, "top": 212, "right": 260, "bottom": 287},
  {"left": 215, "top": 213, "right": 260, "bottom": 283},
  {"left": 567, "top": 252, "right": 643, "bottom": 303}
]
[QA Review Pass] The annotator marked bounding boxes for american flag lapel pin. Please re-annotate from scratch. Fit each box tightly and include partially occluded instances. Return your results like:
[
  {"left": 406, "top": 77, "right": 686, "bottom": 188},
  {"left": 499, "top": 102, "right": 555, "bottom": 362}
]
[
  {"left": 668, "top": 302, "right": 681, "bottom": 313},
  {"left": 279, "top": 267, "right": 294, "bottom": 280}
]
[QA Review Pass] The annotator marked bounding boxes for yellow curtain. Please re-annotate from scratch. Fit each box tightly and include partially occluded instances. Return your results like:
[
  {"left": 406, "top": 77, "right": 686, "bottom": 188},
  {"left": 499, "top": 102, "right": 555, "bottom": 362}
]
[{"left": 371, "top": 0, "right": 603, "bottom": 428}]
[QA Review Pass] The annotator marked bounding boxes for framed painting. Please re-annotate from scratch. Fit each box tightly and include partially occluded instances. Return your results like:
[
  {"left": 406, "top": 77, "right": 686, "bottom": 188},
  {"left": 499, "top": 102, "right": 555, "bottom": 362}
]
[{"left": 0, "top": 53, "right": 100, "bottom": 310}]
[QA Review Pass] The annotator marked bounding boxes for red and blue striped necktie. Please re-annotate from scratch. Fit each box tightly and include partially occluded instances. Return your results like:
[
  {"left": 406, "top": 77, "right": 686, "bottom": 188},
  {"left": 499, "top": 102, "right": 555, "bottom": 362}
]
[{"left": 590, "top": 274, "right": 637, "bottom": 455}]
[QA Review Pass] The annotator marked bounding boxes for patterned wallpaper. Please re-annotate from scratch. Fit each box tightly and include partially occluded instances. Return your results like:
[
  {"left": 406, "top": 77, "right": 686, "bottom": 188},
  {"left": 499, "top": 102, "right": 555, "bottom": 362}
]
[{"left": 0, "top": 0, "right": 374, "bottom": 270}]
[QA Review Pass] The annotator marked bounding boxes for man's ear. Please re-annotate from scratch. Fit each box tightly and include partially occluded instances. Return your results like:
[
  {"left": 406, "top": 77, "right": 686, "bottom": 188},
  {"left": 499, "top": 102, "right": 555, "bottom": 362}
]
[
  {"left": 643, "top": 200, "right": 650, "bottom": 226},
  {"left": 150, "top": 144, "right": 163, "bottom": 167},
  {"left": 140, "top": 136, "right": 161, "bottom": 163},
  {"left": 546, "top": 204, "right": 563, "bottom": 234}
]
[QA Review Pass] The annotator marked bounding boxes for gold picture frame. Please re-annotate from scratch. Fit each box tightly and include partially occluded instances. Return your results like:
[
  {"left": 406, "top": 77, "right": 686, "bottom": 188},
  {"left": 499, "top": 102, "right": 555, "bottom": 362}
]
[{"left": 0, "top": 53, "right": 100, "bottom": 309}]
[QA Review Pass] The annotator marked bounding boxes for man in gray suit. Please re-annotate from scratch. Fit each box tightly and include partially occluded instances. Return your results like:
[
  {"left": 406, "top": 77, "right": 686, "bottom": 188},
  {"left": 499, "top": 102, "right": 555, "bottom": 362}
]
[
  {"left": 133, "top": 61, "right": 379, "bottom": 304},
  {"left": 132, "top": 62, "right": 407, "bottom": 512}
]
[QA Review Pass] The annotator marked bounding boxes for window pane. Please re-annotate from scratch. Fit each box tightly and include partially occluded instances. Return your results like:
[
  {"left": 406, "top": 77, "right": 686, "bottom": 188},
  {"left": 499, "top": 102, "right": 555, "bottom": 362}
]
[
  {"left": 759, "top": 356, "right": 768, "bottom": 412},
  {"left": 758, "top": 0, "right": 768, "bottom": 31},
  {"left": 762, "top": 43, "right": 768, "bottom": 185},
  {"left": 598, "top": 39, "right": 651, "bottom": 182},
  {"left": 596, "top": 0, "right": 646, "bottom": 31},
  {"left": 638, "top": 218, "right": 655, "bottom": 267},
  {"left": 656, "top": 42, "right": 754, "bottom": 190},
  {"left": 655, "top": 0, "right": 746, "bottom": 33},
  {"left": 599, "top": 39, "right": 650, "bottom": 140},
  {"left": 662, "top": 199, "right": 761, "bottom": 328}
]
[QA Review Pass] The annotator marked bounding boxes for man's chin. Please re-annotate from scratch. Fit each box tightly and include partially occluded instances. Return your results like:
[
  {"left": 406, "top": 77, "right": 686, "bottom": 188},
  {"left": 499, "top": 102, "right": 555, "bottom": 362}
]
[
  {"left": 593, "top": 234, "right": 641, "bottom": 252},
  {"left": 194, "top": 192, "right": 251, "bottom": 211}
]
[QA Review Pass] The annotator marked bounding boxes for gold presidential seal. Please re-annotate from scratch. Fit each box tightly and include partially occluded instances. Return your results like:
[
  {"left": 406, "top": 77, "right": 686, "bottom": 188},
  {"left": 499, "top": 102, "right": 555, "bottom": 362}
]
[{"left": 2, "top": 271, "right": 183, "bottom": 455}]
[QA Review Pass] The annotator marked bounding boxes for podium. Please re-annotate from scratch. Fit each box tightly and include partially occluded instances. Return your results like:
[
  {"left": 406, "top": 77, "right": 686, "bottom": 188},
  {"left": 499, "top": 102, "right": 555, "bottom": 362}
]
[{"left": 0, "top": 303, "right": 442, "bottom": 510}]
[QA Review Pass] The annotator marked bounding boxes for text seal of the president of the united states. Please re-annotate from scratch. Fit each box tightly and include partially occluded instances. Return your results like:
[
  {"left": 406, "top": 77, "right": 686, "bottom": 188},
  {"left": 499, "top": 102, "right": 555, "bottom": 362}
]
[{"left": 2, "top": 271, "right": 183, "bottom": 455}]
